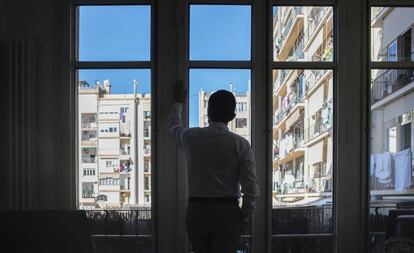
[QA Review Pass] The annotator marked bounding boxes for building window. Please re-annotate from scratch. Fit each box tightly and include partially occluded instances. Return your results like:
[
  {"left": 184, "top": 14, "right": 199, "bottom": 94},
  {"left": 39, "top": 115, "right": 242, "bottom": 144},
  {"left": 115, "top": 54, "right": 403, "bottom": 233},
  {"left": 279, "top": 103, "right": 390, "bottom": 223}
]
[
  {"left": 82, "top": 182, "right": 94, "bottom": 198},
  {"left": 83, "top": 168, "right": 95, "bottom": 176},
  {"left": 369, "top": 6, "right": 414, "bottom": 252},
  {"left": 144, "top": 122, "right": 150, "bottom": 138},
  {"left": 144, "top": 111, "right": 151, "bottom": 119},
  {"left": 235, "top": 118, "right": 247, "bottom": 128},
  {"left": 144, "top": 176, "right": 150, "bottom": 191}
]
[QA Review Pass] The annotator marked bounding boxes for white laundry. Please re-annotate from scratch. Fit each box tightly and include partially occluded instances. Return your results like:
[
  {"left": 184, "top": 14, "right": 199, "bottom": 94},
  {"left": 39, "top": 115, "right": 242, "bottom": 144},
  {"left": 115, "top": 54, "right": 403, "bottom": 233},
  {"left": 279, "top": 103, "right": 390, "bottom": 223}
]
[
  {"left": 279, "top": 138, "right": 286, "bottom": 158},
  {"left": 394, "top": 149, "right": 412, "bottom": 192},
  {"left": 375, "top": 152, "right": 393, "bottom": 184},
  {"left": 370, "top": 154, "right": 376, "bottom": 176}
]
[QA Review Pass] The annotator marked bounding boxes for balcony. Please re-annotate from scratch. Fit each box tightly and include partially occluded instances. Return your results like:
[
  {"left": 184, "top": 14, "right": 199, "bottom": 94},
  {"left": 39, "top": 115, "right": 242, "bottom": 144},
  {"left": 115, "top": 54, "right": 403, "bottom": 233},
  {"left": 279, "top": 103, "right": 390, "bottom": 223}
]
[
  {"left": 82, "top": 190, "right": 96, "bottom": 199},
  {"left": 144, "top": 146, "right": 151, "bottom": 156},
  {"left": 274, "top": 69, "right": 290, "bottom": 94},
  {"left": 81, "top": 122, "right": 97, "bottom": 129},
  {"left": 274, "top": 94, "right": 304, "bottom": 127},
  {"left": 274, "top": 130, "right": 305, "bottom": 162},
  {"left": 312, "top": 34, "right": 333, "bottom": 62},
  {"left": 304, "top": 105, "right": 333, "bottom": 144},
  {"left": 82, "top": 157, "right": 97, "bottom": 163},
  {"left": 305, "top": 69, "right": 331, "bottom": 97},
  {"left": 304, "top": 7, "right": 332, "bottom": 48},
  {"left": 371, "top": 69, "right": 414, "bottom": 106},
  {"left": 81, "top": 139, "right": 97, "bottom": 146},
  {"left": 275, "top": 7, "right": 304, "bottom": 60}
]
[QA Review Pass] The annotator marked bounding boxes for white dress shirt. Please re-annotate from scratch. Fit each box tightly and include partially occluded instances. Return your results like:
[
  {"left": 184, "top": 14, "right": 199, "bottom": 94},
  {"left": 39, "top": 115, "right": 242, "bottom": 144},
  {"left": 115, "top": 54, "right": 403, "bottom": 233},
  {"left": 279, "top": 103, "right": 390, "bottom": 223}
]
[{"left": 168, "top": 103, "right": 259, "bottom": 219}]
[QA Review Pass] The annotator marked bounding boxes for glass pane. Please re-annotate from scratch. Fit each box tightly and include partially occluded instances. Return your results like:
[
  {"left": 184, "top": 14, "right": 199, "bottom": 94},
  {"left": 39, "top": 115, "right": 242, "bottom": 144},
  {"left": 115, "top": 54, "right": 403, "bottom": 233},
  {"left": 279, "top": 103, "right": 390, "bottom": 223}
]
[
  {"left": 188, "top": 69, "right": 252, "bottom": 250},
  {"left": 371, "top": 7, "right": 414, "bottom": 62},
  {"left": 190, "top": 5, "right": 251, "bottom": 61},
  {"left": 369, "top": 69, "right": 414, "bottom": 252},
  {"left": 272, "top": 69, "right": 334, "bottom": 252},
  {"left": 78, "top": 69, "right": 152, "bottom": 252},
  {"left": 79, "top": 6, "right": 151, "bottom": 61},
  {"left": 273, "top": 6, "right": 334, "bottom": 62}
]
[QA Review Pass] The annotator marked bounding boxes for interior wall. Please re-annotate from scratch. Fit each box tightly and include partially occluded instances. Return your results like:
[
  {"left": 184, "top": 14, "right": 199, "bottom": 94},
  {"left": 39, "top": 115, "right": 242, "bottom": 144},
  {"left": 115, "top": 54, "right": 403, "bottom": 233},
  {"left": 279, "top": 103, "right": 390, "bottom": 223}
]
[{"left": 0, "top": 0, "right": 70, "bottom": 210}]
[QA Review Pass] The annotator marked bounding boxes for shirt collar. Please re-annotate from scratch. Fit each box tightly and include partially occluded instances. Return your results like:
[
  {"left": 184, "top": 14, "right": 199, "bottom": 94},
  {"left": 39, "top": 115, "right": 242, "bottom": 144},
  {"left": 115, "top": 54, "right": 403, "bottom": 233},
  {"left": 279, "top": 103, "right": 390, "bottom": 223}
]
[{"left": 208, "top": 121, "right": 229, "bottom": 131}]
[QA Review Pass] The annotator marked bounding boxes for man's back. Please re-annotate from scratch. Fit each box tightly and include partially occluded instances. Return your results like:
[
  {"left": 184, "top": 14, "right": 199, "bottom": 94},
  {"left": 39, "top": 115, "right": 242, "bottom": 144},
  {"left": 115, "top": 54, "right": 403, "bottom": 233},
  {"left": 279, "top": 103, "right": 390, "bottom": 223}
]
[
  {"left": 185, "top": 122, "right": 251, "bottom": 198},
  {"left": 168, "top": 87, "right": 258, "bottom": 253}
]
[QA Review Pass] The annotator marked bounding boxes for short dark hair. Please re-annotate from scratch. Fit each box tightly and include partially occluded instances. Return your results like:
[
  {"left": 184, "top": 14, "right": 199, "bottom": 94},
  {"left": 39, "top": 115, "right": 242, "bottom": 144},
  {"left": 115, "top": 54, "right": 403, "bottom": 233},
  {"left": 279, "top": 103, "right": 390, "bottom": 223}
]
[{"left": 207, "top": 90, "right": 236, "bottom": 123}]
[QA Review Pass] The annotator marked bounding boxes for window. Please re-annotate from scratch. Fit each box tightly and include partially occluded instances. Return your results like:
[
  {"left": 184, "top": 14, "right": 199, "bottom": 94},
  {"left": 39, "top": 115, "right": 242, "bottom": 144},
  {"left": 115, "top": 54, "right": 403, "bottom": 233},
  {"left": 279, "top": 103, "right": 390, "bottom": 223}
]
[
  {"left": 83, "top": 168, "right": 96, "bottom": 176},
  {"left": 82, "top": 182, "right": 94, "bottom": 198},
  {"left": 235, "top": 118, "right": 247, "bottom": 128},
  {"left": 272, "top": 5, "right": 335, "bottom": 253},
  {"left": 66, "top": 1, "right": 404, "bottom": 252},
  {"left": 75, "top": 4, "right": 153, "bottom": 252},
  {"left": 388, "top": 40, "right": 398, "bottom": 61},
  {"left": 144, "top": 122, "right": 150, "bottom": 138},
  {"left": 369, "top": 6, "right": 414, "bottom": 253},
  {"left": 144, "top": 176, "right": 150, "bottom": 191},
  {"left": 189, "top": 5, "right": 251, "bottom": 60},
  {"left": 188, "top": 5, "right": 253, "bottom": 250}
]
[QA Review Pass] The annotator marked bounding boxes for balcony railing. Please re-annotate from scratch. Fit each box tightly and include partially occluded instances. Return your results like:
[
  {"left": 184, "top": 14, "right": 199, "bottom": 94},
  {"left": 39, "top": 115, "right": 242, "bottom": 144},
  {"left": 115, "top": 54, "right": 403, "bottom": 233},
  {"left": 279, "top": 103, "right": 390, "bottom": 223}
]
[
  {"left": 304, "top": 7, "right": 330, "bottom": 44},
  {"left": 371, "top": 69, "right": 414, "bottom": 105},
  {"left": 305, "top": 69, "right": 328, "bottom": 95},
  {"left": 276, "top": 7, "right": 304, "bottom": 50},
  {"left": 287, "top": 42, "right": 305, "bottom": 61},
  {"left": 274, "top": 94, "right": 304, "bottom": 126},
  {"left": 305, "top": 105, "right": 333, "bottom": 143},
  {"left": 82, "top": 157, "right": 97, "bottom": 163},
  {"left": 82, "top": 191, "right": 95, "bottom": 198},
  {"left": 81, "top": 139, "right": 97, "bottom": 146},
  {"left": 274, "top": 69, "right": 289, "bottom": 92},
  {"left": 81, "top": 122, "right": 97, "bottom": 129},
  {"left": 274, "top": 130, "right": 304, "bottom": 161}
]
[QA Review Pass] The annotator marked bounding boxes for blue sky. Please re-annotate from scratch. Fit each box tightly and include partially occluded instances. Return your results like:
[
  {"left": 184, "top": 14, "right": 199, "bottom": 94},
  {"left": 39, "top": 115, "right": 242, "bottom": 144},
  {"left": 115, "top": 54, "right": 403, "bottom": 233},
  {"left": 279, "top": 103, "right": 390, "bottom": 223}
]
[{"left": 79, "top": 5, "right": 251, "bottom": 127}]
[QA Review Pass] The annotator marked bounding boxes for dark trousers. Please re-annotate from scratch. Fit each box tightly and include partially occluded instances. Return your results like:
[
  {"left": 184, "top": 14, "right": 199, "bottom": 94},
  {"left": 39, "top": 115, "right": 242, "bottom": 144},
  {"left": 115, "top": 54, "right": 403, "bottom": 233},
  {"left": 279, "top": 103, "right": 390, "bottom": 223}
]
[{"left": 186, "top": 200, "right": 246, "bottom": 253}]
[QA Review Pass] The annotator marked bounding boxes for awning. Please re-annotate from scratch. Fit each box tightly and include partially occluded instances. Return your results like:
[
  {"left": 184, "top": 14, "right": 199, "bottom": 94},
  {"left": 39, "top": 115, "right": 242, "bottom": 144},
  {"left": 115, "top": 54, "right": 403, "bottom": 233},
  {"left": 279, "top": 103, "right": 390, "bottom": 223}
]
[
  {"left": 308, "top": 85, "right": 324, "bottom": 117},
  {"left": 308, "top": 141, "right": 324, "bottom": 165}
]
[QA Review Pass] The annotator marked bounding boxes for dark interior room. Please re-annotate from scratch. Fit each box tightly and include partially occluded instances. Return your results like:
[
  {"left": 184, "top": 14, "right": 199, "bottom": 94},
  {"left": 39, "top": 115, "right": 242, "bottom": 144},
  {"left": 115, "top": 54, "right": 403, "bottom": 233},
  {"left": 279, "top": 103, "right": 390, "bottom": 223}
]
[{"left": 0, "top": 0, "right": 413, "bottom": 252}]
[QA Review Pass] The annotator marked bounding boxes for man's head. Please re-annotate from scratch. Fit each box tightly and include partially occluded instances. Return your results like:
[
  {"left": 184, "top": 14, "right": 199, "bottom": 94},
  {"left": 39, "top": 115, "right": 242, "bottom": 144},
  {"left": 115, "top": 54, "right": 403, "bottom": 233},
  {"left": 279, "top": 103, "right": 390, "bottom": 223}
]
[{"left": 207, "top": 90, "right": 236, "bottom": 124}]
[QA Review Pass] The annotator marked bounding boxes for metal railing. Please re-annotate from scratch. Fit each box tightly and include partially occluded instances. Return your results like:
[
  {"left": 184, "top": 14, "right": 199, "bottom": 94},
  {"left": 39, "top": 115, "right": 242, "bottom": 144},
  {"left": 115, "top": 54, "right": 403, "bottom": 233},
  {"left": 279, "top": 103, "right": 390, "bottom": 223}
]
[
  {"left": 274, "top": 94, "right": 305, "bottom": 126},
  {"left": 81, "top": 122, "right": 97, "bottom": 129},
  {"left": 305, "top": 69, "right": 328, "bottom": 95},
  {"left": 85, "top": 209, "right": 152, "bottom": 235},
  {"left": 276, "top": 7, "right": 304, "bottom": 50},
  {"left": 274, "top": 69, "right": 289, "bottom": 92},
  {"left": 304, "top": 7, "right": 330, "bottom": 44},
  {"left": 371, "top": 69, "right": 414, "bottom": 105},
  {"left": 81, "top": 139, "right": 97, "bottom": 146},
  {"left": 82, "top": 157, "right": 97, "bottom": 163},
  {"left": 305, "top": 106, "right": 333, "bottom": 143},
  {"left": 82, "top": 191, "right": 95, "bottom": 198}
]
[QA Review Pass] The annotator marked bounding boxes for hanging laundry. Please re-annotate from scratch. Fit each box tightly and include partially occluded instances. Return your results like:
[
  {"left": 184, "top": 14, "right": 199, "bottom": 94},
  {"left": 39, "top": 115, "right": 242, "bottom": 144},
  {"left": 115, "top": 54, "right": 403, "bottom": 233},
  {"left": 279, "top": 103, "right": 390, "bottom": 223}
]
[
  {"left": 375, "top": 152, "right": 393, "bottom": 184},
  {"left": 394, "top": 149, "right": 412, "bottom": 192},
  {"left": 279, "top": 138, "right": 286, "bottom": 158},
  {"left": 370, "top": 154, "right": 376, "bottom": 176}
]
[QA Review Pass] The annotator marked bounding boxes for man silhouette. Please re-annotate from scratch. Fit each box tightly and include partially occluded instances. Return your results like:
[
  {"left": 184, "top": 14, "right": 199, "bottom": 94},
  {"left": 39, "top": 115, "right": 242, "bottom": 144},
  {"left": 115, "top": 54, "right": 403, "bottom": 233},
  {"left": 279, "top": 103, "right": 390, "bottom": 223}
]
[{"left": 168, "top": 82, "right": 259, "bottom": 253}]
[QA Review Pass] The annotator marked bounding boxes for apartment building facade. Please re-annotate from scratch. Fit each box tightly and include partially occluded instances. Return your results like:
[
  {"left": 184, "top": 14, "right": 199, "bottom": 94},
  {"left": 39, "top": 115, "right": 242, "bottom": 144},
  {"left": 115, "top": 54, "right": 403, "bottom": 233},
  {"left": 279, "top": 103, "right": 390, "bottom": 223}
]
[
  {"left": 79, "top": 80, "right": 152, "bottom": 209},
  {"left": 198, "top": 84, "right": 251, "bottom": 143},
  {"left": 370, "top": 7, "right": 414, "bottom": 197},
  {"left": 272, "top": 6, "right": 334, "bottom": 207}
]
